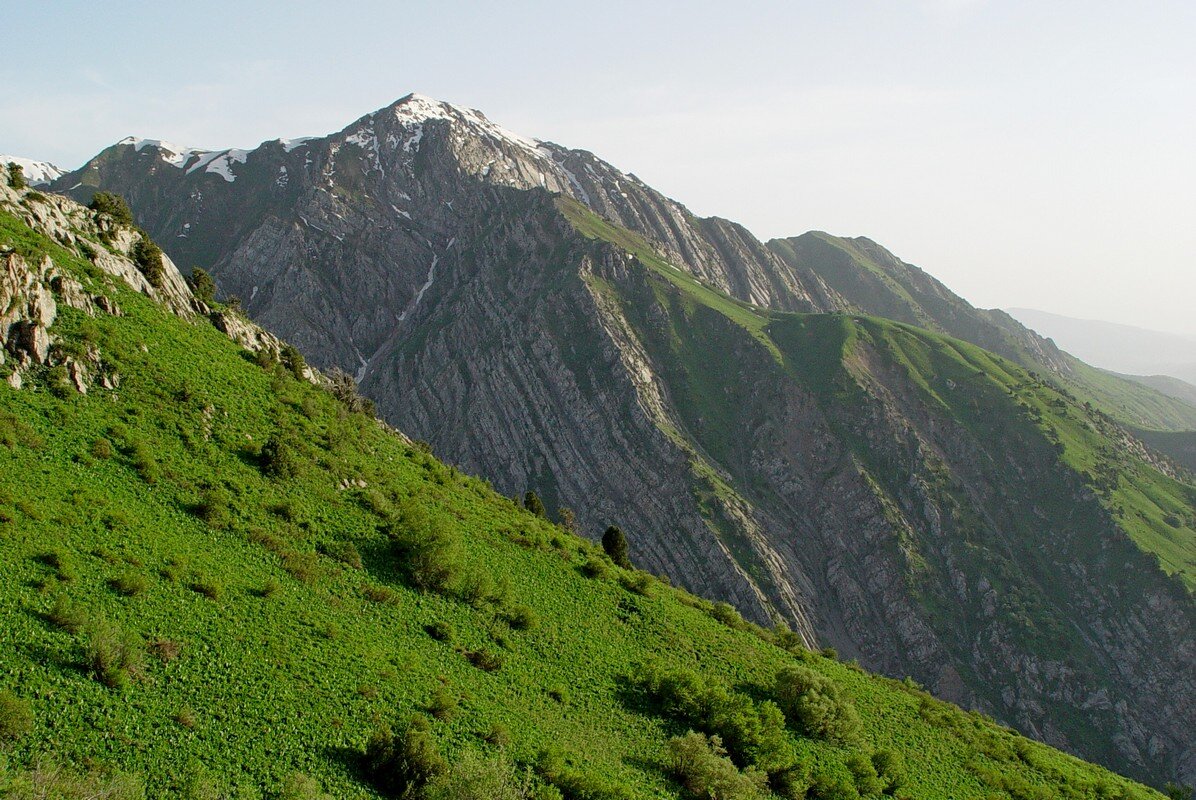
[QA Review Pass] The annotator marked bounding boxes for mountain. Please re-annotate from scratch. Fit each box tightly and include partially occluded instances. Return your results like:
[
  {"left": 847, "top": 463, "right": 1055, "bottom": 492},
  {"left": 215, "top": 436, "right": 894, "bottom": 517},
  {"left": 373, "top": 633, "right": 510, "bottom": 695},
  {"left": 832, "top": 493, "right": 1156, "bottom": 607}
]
[
  {"left": 48, "top": 93, "right": 1196, "bottom": 785},
  {"left": 1007, "top": 308, "right": 1196, "bottom": 388},
  {"left": 1, "top": 154, "right": 66, "bottom": 186},
  {"left": 2, "top": 174, "right": 1173, "bottom": 799},
  {"left": 1120, "top": 374, "right": 1196, "bottom": 409},
  {"left": 768, "top": 236, "right": 1196, "bottom": 431}
]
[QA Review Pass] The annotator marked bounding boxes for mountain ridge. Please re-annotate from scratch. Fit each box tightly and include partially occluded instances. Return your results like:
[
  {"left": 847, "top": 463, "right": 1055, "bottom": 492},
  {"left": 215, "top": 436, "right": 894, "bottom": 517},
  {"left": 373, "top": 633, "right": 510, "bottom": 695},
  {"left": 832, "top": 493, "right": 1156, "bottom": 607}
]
[{"left": 41, "top": 93, "right": 1196, "bottom": 784}]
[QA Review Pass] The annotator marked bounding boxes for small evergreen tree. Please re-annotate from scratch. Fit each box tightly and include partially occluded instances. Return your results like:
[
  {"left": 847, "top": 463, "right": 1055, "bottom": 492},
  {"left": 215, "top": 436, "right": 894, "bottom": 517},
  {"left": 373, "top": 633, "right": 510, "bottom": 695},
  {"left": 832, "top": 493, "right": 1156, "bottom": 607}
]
[
  {"left": 602, "top": 525, "right": 631, "bottom": 569},
  {"left": 557, "top": 506, "right": 577, "bottom": 532},
  {"left": 89, "top": 192, "right": 135, "bottom": 225},
  {"left": 6, "top": 162, "right": 27, "bottom": 190},
  {"left": 523, "top": 491, "right": 546, "bottom": 518},
  {"left": 132, "top": 236, "right": 165, "bottom": 288},
  {"left": 281, "top": 344, "right": 307, "bottom": 380},
  {"left": 189, "top": 267, "right": 217, "bottom": 304}
]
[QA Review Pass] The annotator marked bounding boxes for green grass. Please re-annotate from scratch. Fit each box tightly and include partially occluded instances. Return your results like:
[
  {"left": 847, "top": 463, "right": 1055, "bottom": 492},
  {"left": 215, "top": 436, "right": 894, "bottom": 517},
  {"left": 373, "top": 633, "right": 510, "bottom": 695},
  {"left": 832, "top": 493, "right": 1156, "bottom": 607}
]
[{"left": 0, "top": 198, "right": 1172, "bottom": 798}]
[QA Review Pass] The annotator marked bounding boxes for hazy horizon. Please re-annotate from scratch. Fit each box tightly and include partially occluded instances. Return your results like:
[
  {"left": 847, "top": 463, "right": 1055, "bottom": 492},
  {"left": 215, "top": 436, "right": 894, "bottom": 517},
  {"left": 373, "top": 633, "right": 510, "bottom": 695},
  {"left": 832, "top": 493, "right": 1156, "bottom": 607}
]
[{"left": 4, "top": 1, "right": 1194, "bottom": 336}]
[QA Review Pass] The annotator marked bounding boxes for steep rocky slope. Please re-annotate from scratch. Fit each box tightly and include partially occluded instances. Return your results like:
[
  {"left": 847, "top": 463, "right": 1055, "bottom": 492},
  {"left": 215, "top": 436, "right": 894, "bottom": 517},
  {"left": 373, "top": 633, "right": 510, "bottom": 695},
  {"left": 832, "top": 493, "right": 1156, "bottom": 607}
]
[{"left": 44, "top": 95, "right": 1196, "bottom": 784}]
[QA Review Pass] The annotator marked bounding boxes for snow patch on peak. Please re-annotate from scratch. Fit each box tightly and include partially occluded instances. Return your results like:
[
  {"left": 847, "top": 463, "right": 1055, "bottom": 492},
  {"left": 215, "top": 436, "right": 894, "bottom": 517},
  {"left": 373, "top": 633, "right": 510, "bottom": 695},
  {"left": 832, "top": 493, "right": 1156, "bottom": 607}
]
[
  {"left": 389, "top": 93, "right": 542, "bottom": 155},
  {"left": 279, "top": 137, "right": 316, "bottom": 153},
  {"left": 0, "top": 155, "right": 66, "bottom": 186},
  {"left": 204, "top": 149, "right": 250, "bottom": 183},
  {"left": 119, "top": 137, "right": 211, "bottom": 168}
]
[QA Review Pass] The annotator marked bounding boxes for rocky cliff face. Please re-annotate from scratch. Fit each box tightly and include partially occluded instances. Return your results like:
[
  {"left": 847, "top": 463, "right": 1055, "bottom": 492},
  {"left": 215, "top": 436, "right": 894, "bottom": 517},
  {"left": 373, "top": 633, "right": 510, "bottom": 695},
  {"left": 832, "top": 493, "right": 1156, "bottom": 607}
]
[
  {"left": 49, "top": 94, "right": 1195, "bottom": 784},
  {"left": 1, "top": 176, "right": 299, "bottom": 396}
]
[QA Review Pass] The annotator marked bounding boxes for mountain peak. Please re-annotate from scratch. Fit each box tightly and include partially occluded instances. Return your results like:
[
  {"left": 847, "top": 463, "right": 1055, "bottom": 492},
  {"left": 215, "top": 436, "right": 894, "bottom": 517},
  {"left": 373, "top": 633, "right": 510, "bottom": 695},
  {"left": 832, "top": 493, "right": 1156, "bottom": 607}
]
[
  {"left": 382, "top": 92, "right": 541, "bottom": 152},
  {"left": 0, "top": 154, "right": 66, "bottom": 186}
]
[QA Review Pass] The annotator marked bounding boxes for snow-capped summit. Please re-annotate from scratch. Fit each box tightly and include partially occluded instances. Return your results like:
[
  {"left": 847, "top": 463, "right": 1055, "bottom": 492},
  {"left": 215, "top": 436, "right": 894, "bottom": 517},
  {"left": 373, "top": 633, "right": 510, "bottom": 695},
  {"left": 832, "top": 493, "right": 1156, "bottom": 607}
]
[
  {"left": 386, "top": 92, "right": 541, "bottom": 153},
  {"left": 115, "top": 137, "right": 250, "bottom": 183},
  {"left": 0, "top": 154, "right": 66, "bottom": 186}
]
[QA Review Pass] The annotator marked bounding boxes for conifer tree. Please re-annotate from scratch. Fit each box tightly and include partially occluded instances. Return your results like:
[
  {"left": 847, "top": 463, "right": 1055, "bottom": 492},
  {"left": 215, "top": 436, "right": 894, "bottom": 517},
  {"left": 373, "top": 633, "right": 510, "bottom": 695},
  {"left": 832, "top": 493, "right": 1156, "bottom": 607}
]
[{"left": 602, "top": 525, "right": 631, "bottom": 569}]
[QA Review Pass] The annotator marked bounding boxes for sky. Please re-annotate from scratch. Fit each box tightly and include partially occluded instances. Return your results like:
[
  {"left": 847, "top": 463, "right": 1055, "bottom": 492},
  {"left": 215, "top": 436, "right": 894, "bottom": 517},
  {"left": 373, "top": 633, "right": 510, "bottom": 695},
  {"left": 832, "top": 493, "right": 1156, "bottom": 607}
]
[{"left": 3, "top": 1, "right": 1194, "bottom": 336}]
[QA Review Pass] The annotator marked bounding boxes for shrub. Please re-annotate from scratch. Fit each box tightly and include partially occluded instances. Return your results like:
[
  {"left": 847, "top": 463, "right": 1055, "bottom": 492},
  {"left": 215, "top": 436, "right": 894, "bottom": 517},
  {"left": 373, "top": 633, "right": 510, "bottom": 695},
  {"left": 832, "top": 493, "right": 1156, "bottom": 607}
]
[
  {"left": 637, "top": 665, "right": 790, "bottom": 771},
  {"left": 0, "top": 690, "right": 33, "bottom": 742},
  {"left": 425, "top": 621, "right": 454, "bottom": 642},
  {"left": 190, "top": 576, "right": 223, "bottom": 601},
  {"left": 282, "top": 551, "right": 322, "bottom": 583},
  {"left": 196, "top": 485, "right": 232, "bottom": 529},
  {"left": 131, "top": 235, "right": 165, "bottom": 287},
  {"left": 89, "top": 192, "right": 135, "bottom": 225},
  {"left": 388, "top": 500, "right": 462, "bottom": 593},
  {"left": 48, "top": 595, "right": 88, "bottom": 633},
  {"left": 618, "top": 571, "right": 653, "bottom": 597},
  {"left": 428, "top": 685, "right": 459, "bottom": 720},
  {"left": 327, "top": 367, "right": 375, "bottom": 415},
  {"left": 843, "top": 752, "right": 882, "bottom": 797},
  {"left": 424, "top": 749, "right": 541, "bottom": 800},
  {"left": 42, "top": 549, "right": 77, "bottom": 582},
  {"left": 504, "top": 604, "right": 538, "bottom": 631},
  {"left": 0, "top": 411, "right": 44, "bottom": 449},
  {"left": 278, "top": 772, "right": 332, "bottom": 800},
  {"left": 130, "top": 441, "right": 160, "bottom": 485},
  {"left": 260, "top": 434, "right": 302, "bottom": 479},
  {"left": 807, "top": 764, "right": 860, "bottom": 800},
  {"left": 601, "top": 526, "right": 631, "bottom": 569},
  {"left": 773, "top": 666, "right": 862, "bottom": 745},
  {"left": 870, "top": 748, "right": 906, "bottom": 795},
  {"left": 82, "top": 617, "right": 145, "bottom": 690},
  {"left": 766, "top": 757, "right": 813, "bottom": 800},
  {"left": 147, "top": 639, "right": 183, "bottom": 663},
  {"left": 535, "top": 749, "right": 634, "bottom": 800},
  {"left": 465, "top": 649, "right": 503, "bottom": 673},
  {"left": 668, "top": 732, "right": 768, "bottom": 800},
  {"left": 6, "top": 162, "right": 27, "bottom": 190},
  {"left": 110, "top": 570, "right": 151, "bottom": 597},
  {"left": 91, "top": 437, "right": 114, "bottom": 459},
  {"left": 579, "top": 556, "right": 610, "bottom": 580},
  {"left": 321, "top": 540, "right": 363, "bottom": 570},
  {"left": 364, "top": 714, "right": 447, "bottom": 797},
  {"left": 457, "top": 569, "right": 501, "bottom": 608},
  {"left": 484, "top": 722, "right": 512, "bottom": 748},
  {"left": 361, "top": 584, "right": 397, "bottom": 605},
  {"left": 710, "top": 602, "right": 747, "bottom": 630},
  {"left": 523, "top": 491, "right": 546, "bottom": 518},
  {"left": 189, "top": 267, "right": 217, "bottom": 305},
  {"left": 0, "top": 763, "right": 145, "bottom": 800}
]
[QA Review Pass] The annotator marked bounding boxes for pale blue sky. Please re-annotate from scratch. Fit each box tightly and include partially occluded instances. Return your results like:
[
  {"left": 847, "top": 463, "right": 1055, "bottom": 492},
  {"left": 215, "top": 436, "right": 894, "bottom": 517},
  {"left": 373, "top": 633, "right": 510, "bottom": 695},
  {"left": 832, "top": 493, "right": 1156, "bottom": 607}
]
[{"left": 4, "top": 1, "right": 1194, "bottom": 336}]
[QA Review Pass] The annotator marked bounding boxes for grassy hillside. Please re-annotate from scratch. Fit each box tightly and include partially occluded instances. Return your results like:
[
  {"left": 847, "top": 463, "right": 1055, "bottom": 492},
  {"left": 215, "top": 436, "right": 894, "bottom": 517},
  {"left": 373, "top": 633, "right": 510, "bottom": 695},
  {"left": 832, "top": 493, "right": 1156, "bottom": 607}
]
[
  {"left": 564, "top": 199, "right": 1196, "bottom": 594},
  {"left": 767, "top": 232, "right": 1196, "bottom": 433},
  {"left": 0, "top": 199, "right": 1174, "bottom": 797}
]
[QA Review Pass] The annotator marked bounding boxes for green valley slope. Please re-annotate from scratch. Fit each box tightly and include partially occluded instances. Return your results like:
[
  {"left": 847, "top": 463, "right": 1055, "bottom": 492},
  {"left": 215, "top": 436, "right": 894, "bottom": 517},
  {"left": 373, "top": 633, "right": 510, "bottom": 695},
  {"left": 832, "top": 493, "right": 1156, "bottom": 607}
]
[{"left": 768, "top": 232, "right": 1196, "bottom": 432}]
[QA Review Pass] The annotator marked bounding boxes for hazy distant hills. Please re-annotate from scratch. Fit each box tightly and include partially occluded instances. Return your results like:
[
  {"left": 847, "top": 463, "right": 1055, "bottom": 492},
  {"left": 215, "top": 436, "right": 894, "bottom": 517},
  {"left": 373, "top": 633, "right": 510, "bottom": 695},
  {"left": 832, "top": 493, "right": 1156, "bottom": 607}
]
[{"left": 1008, "top": 307, "right": 1196, "bottom": 388}]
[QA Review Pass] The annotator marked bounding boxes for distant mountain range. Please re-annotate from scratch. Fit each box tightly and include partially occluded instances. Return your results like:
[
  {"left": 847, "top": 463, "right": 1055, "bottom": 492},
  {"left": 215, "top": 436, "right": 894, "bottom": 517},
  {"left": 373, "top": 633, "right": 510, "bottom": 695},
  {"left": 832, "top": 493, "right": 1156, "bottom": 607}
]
[
  {"left": 0, "top": 153, "right": 65, "bottom": 186},
  {"left": 1008, "top": 307, "right": 1196, "bottom": 388},
  {"left": 7, "top": 93, "right": 1193, "bottom": 783}
]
